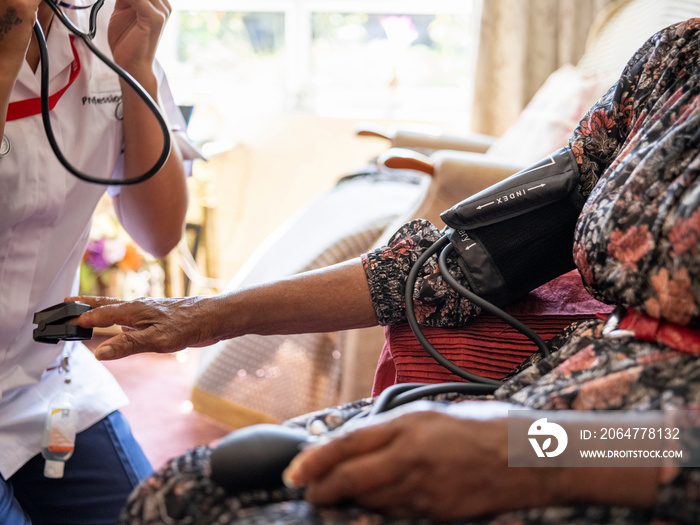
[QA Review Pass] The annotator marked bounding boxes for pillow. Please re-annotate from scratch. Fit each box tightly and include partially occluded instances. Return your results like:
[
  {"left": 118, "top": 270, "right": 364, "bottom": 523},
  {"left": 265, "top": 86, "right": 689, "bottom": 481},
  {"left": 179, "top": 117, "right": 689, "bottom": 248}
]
[
  {"left": 486, "top": 65, "right": 618, "bottom": 165},
  {"left": 372, "top": 270, "right": 615, "bottom": 396}
]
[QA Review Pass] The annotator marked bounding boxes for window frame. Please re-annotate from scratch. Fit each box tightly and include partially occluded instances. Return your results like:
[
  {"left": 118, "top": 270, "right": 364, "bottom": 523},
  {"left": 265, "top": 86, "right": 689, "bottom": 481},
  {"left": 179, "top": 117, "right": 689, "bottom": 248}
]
[{"left": 162, "top": 0, "right": 481, "bottom": 123}]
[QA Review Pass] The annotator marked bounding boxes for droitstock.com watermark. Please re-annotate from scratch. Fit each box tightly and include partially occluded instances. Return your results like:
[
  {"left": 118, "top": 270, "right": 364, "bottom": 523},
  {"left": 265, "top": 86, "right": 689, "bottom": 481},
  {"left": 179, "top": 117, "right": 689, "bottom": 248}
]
[{"left": 507, "top": 409, "right": 700, "bottom": 467}]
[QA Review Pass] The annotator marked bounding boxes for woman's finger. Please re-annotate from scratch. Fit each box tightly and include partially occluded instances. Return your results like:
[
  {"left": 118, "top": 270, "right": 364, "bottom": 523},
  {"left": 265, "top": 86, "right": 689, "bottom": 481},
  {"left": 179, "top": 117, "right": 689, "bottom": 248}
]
[
  {"left": 68, "top": 300, "right": 141, "bottom": 330},
  {"left": 302, "top": 440, "right": 411, "bottom": 506},
  {"left": 92, "top": 323, "right": 181, "bottom": 359},
  {"left": 284, "top": 419, "right": 401, "bottom": 488}
]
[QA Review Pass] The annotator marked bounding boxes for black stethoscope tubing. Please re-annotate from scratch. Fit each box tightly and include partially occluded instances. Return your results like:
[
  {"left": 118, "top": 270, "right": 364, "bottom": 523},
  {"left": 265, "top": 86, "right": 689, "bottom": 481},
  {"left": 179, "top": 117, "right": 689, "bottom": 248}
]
[
  {"left": 370, "top": 382, "right": 500, "bottom": 416},
  {"left": 404, "top": 234, "right": 551, "bottom": 385},
  {"left": 34, "top": 0, "right": 171, "bottom": 185}
]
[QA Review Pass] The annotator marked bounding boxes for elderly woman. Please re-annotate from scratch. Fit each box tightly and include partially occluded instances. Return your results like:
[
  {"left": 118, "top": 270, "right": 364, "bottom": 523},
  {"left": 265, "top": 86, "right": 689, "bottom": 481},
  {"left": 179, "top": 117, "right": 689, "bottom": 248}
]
[{"left": 74, "top": 18, "right": 700, "bottom": 525}]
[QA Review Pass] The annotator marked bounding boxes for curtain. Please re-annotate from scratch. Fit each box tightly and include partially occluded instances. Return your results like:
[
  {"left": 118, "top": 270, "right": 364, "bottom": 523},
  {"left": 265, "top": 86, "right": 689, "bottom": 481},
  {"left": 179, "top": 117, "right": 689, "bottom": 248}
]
[{"left": 470, "top": 0, "right": 618, "bottom": 137}]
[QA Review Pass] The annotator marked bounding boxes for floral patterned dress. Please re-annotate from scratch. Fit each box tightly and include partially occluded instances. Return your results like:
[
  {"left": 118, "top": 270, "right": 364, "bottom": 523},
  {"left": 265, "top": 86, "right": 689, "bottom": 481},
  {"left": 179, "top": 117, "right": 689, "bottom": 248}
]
[{"left": 119, "top": 20, "right": 700, "bottom": 525}]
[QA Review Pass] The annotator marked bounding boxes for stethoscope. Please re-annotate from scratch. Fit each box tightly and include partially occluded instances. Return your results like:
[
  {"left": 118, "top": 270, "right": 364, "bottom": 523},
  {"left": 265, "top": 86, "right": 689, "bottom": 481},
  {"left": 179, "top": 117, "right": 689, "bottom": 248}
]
[{"left": 24, "top": 0, "right": 171, "bottom": 185}]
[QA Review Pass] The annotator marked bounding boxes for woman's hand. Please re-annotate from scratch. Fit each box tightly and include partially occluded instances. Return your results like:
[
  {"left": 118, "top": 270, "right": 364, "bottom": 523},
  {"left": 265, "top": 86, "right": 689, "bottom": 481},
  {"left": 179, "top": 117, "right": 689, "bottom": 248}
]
[
  {"left": 70, "top": 259, "right": 378, "bottom": 360},
  {"left": 282, "top": 410, "right": 660, "bottom": 521},
  {"left": 283, "top": 411, "right": 552, "bottom": 521},
  {"left": 108, "top": 0, "right": 171, "bottom": 77},
  {"left": 68, "top": 295, "right": 225, "bottom": 360}
]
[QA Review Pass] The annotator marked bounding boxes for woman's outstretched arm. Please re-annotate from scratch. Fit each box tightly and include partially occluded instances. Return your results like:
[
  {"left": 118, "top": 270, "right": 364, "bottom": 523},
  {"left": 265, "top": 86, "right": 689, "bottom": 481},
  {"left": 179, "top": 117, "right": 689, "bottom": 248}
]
[{"left": 70, "top": 257, "right": 377, "bottom": 360}]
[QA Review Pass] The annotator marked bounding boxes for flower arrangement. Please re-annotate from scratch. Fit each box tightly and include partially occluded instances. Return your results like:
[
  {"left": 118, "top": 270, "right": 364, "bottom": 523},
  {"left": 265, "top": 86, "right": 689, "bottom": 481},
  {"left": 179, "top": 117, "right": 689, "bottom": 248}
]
[{"left": 80, "top": 208, "right": 163, "bottom": 298}]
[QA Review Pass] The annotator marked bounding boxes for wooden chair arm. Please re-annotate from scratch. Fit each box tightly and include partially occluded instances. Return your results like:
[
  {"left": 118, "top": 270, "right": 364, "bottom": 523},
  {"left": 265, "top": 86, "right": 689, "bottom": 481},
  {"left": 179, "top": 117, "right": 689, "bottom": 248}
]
[
  {"left": 377, "top": 148, "right": 434, "bottom": 175},
  {"left": 355, "top": 124, "right": 497, "bottom": 154}
]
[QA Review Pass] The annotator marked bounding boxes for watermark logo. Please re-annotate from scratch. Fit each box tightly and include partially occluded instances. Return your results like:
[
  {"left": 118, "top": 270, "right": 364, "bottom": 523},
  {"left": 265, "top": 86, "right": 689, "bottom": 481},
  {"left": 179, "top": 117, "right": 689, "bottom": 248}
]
[
  {"left": 508, "top": 410, "right": 697, "bottom": 467},
  {"left": 528, "top": 418, "right": 568, "bottom": 458}
]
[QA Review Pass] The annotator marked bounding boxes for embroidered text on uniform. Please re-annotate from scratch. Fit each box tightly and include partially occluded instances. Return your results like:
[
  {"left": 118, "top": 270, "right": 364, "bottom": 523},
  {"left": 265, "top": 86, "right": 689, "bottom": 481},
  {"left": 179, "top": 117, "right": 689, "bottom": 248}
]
[{"left": 82, "top": 95, "right": 122, "bottom": 105}]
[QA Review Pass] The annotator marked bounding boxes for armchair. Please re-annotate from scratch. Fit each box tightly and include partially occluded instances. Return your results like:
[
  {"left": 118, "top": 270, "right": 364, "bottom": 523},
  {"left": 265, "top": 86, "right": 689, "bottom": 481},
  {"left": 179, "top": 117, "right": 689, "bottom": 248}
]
[
  {"left": 191, "top": 0, "right": 700, "bottom": 427},
  {"left": 339, "top": 0, "right": 700, "bottom": 402}
]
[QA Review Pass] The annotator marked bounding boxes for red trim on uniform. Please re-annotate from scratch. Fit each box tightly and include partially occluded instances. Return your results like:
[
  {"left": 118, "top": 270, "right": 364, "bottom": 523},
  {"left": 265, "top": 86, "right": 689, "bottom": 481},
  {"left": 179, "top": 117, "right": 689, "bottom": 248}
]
[{"left": 6, "top": 36, "right": 81, "bottom": 122}]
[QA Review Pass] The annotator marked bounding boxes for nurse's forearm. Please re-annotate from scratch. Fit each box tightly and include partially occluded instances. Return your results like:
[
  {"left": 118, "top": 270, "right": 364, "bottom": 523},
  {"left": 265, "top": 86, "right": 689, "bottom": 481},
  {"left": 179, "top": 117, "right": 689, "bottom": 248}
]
[
  {"left": 113, "top": 72, "right": 188, "bottom": 258},
  {"left": 0, "top": 53, "right": 19, "bottom": 135},
  {"left": 0, "top": 85, "right": 11, "bottom": 138},
  {"left": 0, "top": 1, "right": 42, "bottom": 136}
]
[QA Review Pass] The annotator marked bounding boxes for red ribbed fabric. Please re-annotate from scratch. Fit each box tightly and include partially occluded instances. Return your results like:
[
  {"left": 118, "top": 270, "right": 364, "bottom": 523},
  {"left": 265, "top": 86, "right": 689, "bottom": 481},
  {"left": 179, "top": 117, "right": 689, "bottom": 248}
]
[
  {"left": 372, "top": 315, "right": 592, "bottom": 395},
  {"left": 371, "top": 271, "right": 614, "bottom": 396}
]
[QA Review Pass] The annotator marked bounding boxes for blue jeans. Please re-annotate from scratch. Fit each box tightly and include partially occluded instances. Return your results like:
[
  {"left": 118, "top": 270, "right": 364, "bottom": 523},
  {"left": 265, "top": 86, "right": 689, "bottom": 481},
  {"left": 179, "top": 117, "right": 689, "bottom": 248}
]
[{"left": 1, "top": 411, "right": 154, "bottom": 525}]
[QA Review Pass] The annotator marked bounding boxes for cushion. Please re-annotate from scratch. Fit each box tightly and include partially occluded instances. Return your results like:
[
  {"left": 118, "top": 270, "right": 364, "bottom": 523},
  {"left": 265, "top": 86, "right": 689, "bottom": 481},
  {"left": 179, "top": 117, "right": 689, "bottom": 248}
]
[
  {"left": 372, "top": 270, "right": 615, "bottom": 395},
  {"left": 486, "top": 65, "right": 618, "bottom": 165}
]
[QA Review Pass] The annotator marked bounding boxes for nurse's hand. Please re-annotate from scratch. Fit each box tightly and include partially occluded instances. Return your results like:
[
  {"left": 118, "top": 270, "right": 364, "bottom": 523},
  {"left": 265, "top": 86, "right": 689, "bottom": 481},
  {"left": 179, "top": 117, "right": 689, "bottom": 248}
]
[
  {"left": 108, "top": 0, "right": 171, "bottom": 77},
  {"left": 67, "top": 295, "right": 226, "bottom": 360}
]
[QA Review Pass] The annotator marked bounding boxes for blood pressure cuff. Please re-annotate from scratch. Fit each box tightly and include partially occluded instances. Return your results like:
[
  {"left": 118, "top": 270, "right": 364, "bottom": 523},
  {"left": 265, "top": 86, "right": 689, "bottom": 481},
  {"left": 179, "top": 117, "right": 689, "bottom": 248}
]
[{"left": 440, "top": 146, "right": 585, "bottom": 307}]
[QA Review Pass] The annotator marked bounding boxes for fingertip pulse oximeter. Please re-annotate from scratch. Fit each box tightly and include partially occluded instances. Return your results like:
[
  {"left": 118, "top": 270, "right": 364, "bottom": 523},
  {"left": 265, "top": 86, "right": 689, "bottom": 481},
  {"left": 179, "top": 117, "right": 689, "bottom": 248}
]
[{"left": 33, "top": 301, "right": 93, "bottom": 344}]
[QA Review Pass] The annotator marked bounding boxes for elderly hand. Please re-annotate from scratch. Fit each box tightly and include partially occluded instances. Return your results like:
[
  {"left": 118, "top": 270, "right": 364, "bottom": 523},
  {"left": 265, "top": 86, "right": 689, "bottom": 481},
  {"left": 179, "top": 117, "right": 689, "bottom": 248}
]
[
  {"left": 68, "top": 295, "right": 226, "bottom": 360},
  {"left": 283, "top": 411, "right": 553, "bottom": 520},
  {"left": 68, "top": 259, "right": 380, "bottom": 361},
  {"left": 282, "top": 409, "right": 660, "bottom": 521}
]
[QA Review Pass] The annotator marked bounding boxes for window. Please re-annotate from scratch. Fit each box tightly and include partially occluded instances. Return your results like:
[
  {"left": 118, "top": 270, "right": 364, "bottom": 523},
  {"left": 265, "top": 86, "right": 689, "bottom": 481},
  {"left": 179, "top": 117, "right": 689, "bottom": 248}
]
[{"left": 158, "top": 0, "right": 480, "bottom": 144}]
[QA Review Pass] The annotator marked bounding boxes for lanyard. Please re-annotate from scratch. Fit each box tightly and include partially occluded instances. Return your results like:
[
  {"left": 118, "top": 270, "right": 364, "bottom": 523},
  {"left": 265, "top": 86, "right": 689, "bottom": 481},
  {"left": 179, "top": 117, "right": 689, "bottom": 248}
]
[{"left": 6, "top": 36, "right": 81, "bottom": 122}]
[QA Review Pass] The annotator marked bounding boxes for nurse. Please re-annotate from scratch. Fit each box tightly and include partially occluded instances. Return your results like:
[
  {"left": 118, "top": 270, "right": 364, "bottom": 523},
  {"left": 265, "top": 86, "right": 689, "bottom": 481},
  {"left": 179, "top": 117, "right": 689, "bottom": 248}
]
[{"left": 0, "top": 0, "right": 192, "bottom": 522}]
